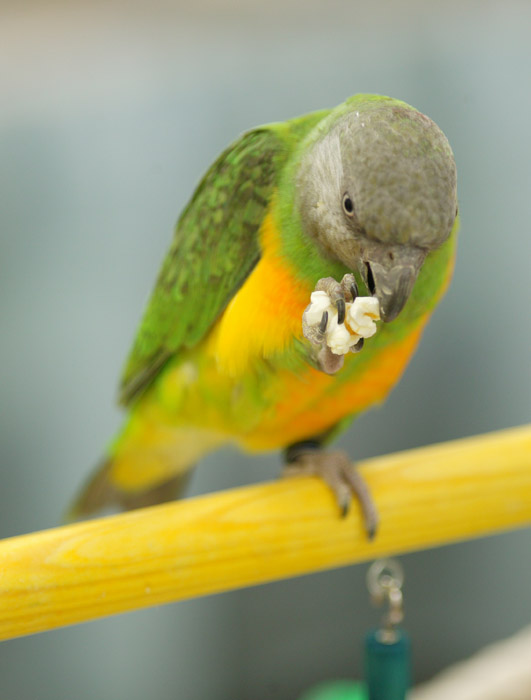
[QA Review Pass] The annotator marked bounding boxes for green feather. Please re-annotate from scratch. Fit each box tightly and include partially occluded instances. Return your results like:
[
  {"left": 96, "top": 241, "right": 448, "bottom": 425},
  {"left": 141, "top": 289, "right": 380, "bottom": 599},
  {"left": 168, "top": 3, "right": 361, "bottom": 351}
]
[{"left": 118, "top": 115, "right": 326, "bottom": 405}]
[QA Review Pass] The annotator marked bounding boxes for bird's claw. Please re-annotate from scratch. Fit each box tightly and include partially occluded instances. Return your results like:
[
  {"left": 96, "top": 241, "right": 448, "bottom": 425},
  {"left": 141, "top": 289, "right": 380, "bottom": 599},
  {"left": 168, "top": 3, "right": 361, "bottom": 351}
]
[
  {"left": 308, "top": 273, "right": 359, "bottom": 338},
  {"left": 303, "top": 273, "right": 366, "bottom": 373},
  {"left": 336, "top": 298, "right": 346, "bottom": 325},
  {"left": 314, "top": 274, "right": 359, "bottom": 326},
  {"left": 283, "top": 447, "right": 379, "bottom": 539},
  {"left": 318, "top": 310, "right": 328, "bottom": 336}
]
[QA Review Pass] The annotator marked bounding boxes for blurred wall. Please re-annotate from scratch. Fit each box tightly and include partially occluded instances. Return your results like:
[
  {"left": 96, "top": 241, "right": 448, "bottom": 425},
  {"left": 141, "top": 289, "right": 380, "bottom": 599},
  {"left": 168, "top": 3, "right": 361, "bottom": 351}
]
[{"left": 1, "top": 1, "right": 530, "bottom": 698}]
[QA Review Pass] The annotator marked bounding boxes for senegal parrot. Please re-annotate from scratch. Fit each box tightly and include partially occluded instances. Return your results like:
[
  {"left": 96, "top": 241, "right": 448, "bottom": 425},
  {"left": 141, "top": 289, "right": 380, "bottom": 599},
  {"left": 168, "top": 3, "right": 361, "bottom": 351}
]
[{"left": 69, "top": 94, "right": 458, "bottom": 536}]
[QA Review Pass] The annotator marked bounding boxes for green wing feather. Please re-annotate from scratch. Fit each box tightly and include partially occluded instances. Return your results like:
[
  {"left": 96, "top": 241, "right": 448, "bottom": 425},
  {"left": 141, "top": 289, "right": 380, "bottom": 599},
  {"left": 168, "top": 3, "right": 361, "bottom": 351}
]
[{"left": 119, "top": 127, "right": 289, "bottom": 405}]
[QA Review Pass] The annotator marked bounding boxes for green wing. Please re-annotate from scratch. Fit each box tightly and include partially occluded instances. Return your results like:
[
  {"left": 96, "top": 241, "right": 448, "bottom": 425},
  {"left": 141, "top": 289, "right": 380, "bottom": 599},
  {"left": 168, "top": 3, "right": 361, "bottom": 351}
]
[{"left": 119, "top": 127, "right": 288, "bottom": 405}]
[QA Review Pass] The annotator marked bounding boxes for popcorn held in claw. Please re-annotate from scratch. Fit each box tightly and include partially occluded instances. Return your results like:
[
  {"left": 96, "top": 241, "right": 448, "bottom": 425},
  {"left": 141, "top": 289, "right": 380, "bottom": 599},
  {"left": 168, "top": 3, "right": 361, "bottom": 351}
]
[
  {"left": 303, "top": 290, "right": 380, "bottom": 355},
  {"left": 303, "top": 291, "right": 332, "bottom": 327},
  {"left": 346, "top": 296, "right": 380, "bottom": 339}
]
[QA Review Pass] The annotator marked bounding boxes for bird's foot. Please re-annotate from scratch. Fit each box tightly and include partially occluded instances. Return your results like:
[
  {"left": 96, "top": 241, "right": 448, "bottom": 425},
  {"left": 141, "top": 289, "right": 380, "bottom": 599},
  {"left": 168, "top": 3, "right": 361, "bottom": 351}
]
[
  {"left": 303, "top": 274, "right": 364, "bottom": 374},
  {"left": 283, "top": 445, "right": 379, "bottom": 538},
  {"left": 315, "top": 274, "right": 359, "bottom": 320}
]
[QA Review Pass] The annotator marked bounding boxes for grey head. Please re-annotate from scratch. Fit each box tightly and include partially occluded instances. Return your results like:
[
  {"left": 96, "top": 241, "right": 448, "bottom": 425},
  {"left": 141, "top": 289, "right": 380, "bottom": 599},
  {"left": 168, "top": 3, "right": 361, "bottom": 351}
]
[{"left": 296, "top": 98, "right": 457, "bottom": 321}]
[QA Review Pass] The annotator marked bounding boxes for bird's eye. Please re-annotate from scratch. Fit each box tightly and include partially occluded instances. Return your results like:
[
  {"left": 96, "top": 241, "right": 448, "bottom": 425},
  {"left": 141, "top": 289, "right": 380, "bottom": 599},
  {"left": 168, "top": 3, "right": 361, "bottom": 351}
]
[{"left": 342, "top": 193, "right": 355, "bottom": 216}]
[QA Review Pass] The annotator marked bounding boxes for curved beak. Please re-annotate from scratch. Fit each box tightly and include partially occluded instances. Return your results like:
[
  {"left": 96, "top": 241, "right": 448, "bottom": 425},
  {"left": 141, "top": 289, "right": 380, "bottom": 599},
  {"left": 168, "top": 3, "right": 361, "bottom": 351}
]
[{"left": 361, "top": 247, "right": 426, "bottom": 322}]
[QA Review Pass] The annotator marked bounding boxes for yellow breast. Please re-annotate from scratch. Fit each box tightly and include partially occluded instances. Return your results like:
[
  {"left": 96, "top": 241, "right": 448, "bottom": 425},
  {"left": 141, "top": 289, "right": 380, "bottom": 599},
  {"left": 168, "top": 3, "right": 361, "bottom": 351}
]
[{"left": 207, "top": 210, "right": 312, "bottom": 376}]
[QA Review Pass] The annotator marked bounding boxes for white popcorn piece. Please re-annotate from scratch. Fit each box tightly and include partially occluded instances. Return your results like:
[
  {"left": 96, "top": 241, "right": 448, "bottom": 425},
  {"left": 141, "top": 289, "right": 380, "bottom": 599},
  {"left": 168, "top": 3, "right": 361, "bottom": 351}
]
[
  {"left": 304, "top": 291, "right": 333, "bottom": 326},
  {"left": 303, "top": 288, "right": 380, "bottom": 356},
  {"left": 346, "top": 296, "right": 380, "bottom": 339},
  {"left": 326, "top": 314, "right": 357, "bottom": 354}
]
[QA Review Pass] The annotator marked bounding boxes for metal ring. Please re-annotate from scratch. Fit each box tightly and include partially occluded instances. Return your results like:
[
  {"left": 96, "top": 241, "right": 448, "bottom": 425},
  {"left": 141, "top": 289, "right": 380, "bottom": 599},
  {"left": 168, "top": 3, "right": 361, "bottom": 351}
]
[{"left": 366, "top": 558, "right": 404, "bottom": 598}]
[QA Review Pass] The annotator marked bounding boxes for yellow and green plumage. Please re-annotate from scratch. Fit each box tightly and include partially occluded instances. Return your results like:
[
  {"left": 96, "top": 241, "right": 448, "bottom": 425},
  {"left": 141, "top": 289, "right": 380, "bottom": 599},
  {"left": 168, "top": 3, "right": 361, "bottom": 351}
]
[{"left": 70, "top": 95, "right": 458, "bottom": 516}]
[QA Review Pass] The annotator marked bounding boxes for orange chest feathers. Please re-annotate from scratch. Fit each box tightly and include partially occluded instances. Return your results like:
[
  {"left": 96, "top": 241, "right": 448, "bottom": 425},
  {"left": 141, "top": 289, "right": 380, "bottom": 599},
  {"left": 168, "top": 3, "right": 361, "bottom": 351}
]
[{"left": 191, "top": 209, "right": 434, "bottom": 448}]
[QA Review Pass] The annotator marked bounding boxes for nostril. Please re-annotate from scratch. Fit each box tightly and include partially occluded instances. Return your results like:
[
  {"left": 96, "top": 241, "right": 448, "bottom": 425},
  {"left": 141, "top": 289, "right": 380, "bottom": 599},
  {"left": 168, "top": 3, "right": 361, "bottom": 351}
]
[{"left": 365, "top": 262, "right": 376, "bottom": 295}]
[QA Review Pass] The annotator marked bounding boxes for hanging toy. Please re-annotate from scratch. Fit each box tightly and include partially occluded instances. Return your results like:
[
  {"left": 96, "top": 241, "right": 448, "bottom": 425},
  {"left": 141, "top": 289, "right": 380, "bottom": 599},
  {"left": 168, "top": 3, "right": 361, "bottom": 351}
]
[
  {"left": 365, "top": 558, "right": 410, "bottom": 700},
  {"left": 300, "top": 558, "right": 410, "bottom": 700}
]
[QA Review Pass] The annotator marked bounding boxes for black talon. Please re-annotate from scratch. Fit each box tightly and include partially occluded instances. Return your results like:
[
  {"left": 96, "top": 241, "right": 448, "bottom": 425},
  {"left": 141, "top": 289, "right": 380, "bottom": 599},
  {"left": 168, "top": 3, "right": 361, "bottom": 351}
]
[
  {"left": 350, "top": 282, "right": 358, "bottom": 301},
  {"left": 336, "top": 299, "right": 346, "bottom": 325},
  {"left": 340, "top": 499, "right": 350, "bottom": 518},
  {"left": 352, "top": 337, "right": 364, "bottom": 352},
  {"left": 319, "top": 311, "right": 329, "bottom": 334}
]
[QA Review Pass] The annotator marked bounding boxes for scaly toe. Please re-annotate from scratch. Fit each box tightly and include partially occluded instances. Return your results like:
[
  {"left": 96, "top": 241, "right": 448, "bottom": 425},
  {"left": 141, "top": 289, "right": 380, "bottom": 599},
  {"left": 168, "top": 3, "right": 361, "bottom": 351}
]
[
  {"left": 340, "top": 273, "right": 359, "bottom": 302},
  {"left": 282, "top": 449, "right": 379, "bottom": 538}
]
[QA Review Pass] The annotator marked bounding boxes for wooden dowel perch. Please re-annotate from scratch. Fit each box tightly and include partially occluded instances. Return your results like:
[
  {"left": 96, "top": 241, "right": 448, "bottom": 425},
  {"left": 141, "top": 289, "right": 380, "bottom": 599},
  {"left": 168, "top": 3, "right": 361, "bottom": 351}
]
[{"left": 1, "top": 425, "right": 530, "bottom": 641}]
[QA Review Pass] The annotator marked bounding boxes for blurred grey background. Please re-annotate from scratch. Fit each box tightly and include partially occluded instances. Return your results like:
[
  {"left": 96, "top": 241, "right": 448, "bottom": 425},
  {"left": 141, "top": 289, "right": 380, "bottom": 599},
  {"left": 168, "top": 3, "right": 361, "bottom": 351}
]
[{"left": 1, "top": 0, "right": 530, "bottom": 698}]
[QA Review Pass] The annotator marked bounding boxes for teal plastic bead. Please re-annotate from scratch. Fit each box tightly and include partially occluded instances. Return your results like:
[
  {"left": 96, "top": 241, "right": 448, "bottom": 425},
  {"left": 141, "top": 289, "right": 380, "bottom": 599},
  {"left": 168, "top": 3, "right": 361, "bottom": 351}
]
[
  {"left": 298, "top": 680, "right": 368, "bottom": 700},
  {"left": 364, "top": 629, "right": 410, "bottom": 700}
]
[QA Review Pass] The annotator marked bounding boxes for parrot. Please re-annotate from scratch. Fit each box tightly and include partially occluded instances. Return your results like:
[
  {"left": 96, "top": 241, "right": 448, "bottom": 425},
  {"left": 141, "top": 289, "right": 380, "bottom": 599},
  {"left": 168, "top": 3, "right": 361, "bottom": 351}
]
[{"left": 69, "top": 94, "right": 458, "bottom": 536}]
